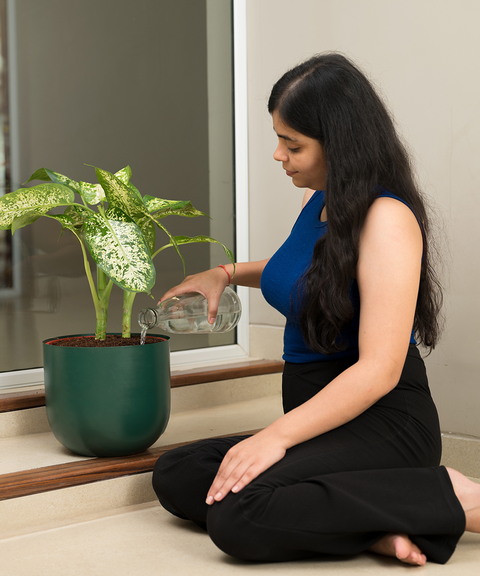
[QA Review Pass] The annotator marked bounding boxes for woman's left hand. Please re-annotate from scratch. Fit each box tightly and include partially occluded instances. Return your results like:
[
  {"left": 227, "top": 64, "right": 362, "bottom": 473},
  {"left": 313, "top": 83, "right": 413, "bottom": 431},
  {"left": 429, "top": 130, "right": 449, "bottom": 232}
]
[{"left": 206, "top": 431, "right": 287, "bottom": 504}]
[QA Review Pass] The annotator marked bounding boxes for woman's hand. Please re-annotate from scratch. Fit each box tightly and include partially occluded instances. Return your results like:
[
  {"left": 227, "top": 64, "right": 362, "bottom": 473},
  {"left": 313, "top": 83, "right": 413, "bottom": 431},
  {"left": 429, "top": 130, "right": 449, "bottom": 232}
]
[
  {"left": 157, "top": 260, "right": 268, "bottom": 323},
  {"left": 158, "top": 267, "right": 229, "bottom": 323},
  {"left": 206, "top": 431, "right": 287, "bottom": 504}
]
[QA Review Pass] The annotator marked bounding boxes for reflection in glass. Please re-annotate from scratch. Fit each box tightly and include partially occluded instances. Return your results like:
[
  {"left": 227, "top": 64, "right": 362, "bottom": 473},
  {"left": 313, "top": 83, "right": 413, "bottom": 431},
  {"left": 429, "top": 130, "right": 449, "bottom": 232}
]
[{"left": 0, "top": 0, "right": 235, "bottom": 373}]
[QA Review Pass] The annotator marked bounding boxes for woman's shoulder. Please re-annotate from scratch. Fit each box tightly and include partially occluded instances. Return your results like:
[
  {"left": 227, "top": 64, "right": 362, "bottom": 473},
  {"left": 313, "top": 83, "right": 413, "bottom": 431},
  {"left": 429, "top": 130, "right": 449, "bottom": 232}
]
[
  {"left": 371, "top": 192, "right": 419, "bottom": 225},
  {"left": 301, "top": 188, "right": 319, "bottom": 208}
]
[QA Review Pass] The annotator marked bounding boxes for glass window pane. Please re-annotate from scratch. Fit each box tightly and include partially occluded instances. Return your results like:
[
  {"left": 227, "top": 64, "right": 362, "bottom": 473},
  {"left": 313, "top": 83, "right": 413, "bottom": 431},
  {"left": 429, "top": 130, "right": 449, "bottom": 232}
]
[{"left": 0, "top": 0, "right": 235, "bottom": 373}]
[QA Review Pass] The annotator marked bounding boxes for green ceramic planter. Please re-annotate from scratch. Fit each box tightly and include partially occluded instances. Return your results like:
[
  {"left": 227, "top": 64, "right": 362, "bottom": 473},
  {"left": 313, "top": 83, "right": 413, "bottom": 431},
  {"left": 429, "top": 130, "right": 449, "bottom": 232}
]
[{"left": 43, "top": 334, "right": 171, "bottom": 457}]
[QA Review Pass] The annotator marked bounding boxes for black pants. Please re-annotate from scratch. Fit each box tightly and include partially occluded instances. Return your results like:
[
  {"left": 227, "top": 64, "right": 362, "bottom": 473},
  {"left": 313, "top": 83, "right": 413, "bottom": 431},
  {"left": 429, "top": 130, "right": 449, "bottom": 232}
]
[{"left": 152, "top": 346, "right": 465, "bottom": 564}]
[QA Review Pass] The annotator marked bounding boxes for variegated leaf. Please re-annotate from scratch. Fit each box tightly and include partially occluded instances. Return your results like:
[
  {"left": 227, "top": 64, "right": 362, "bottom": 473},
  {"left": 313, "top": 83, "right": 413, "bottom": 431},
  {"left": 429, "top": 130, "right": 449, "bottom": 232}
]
[
  {"left": 44, "top": 169, "right": 82, "bottom": 194},
  {"left": 24, "top": 166, "right": 106, "bottom": 205},
  {"left": 25, "top": 167, "right": 82, "bottom": 194},
  {"left": 114, "top": 166, "right": 132, "bottom": 184},
  {"left": 126, "top": 181, "right": 143, "bottom": 204},
  {"left": 0, "top": 183, "right": 75, "bottom": 230},
  {"left": 46, "top": 214, "right": 85, "bottom": 242},
  {"left": 49, "top": 213, "right": 80, "bottom": 231},
  {"left": 47, "top": 215, "right": 87, "bottom": 257},
  {"left": 64, "top": 205, "right": 91, "bottom": 227},
  {"left": 144, "top": 196, "right": 208, "bottom": 219},
  {"left": 79, "top": 181, "right": 105, "bottom": 205},
  {"left": 94, "top": 166, "right": 146, "bottom": 219},
  {"left": 83, "top": 212, "right": 155, "bottom": 293},
  {"left": 144, "top": 197, "right": 187, "bottom": 212},
  {"left": 112, "top": 166, "right": 142, "bottom": 203},
  {"left": 105, "top": 206, "right": 134, "bottom": 222}
]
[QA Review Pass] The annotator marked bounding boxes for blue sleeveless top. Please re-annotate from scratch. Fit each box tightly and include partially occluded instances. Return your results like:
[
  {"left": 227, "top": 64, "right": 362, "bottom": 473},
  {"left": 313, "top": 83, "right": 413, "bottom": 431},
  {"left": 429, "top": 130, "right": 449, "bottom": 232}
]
[{"left": 261, "top": 190, "right": 417, "bottom": 363}]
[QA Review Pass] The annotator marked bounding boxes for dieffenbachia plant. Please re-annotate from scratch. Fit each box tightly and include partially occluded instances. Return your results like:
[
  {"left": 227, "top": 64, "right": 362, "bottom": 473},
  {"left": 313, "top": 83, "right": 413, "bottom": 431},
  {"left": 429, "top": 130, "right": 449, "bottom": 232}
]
[{"left": 0, "top": 165, "right": 234, "bottom": 339}]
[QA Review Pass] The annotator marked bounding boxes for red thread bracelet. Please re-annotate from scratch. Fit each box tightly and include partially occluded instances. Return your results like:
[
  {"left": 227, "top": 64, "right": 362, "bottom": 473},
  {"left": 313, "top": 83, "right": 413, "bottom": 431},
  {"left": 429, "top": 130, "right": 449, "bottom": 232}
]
[{"left": 217, "top": 265, "right": 231, "bottom": 286}]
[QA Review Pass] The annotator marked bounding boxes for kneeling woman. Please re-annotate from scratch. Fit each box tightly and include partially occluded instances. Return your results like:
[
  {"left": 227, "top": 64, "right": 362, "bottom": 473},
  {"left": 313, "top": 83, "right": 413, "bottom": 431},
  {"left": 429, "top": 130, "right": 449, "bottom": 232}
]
[{"left": 152, "top": 53, "right": 480, "bottom": 566}]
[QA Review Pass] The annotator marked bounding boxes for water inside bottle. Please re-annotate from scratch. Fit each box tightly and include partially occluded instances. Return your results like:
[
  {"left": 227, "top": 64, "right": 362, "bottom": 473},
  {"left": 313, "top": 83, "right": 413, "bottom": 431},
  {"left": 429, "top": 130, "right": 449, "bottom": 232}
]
[
  {"left": 139, "top": 310, "right": 240, "bottom": 341},
  {"left": 156, "top": 310, "right": 241, "bottom": 334}
]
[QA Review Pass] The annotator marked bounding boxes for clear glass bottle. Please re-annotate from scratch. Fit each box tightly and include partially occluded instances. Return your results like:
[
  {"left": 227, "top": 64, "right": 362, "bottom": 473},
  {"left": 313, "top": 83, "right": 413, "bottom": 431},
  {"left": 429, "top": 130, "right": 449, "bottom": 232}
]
[{"left": 138, "top": 286, "right": 242, "bottom": 334}]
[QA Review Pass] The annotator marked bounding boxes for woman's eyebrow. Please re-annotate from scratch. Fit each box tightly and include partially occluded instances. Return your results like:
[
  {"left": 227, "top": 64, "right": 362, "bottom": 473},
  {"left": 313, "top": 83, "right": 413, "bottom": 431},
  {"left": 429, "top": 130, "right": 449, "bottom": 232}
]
[{"left": 274, "top": 129, "right": 299, "bottom": 142}]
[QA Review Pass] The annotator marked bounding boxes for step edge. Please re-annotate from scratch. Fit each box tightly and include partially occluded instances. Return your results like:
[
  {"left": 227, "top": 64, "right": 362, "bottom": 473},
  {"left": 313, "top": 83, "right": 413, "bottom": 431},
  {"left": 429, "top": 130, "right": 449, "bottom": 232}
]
[{"left": 0, "top": 429, "right": 261, "bottom": 502}]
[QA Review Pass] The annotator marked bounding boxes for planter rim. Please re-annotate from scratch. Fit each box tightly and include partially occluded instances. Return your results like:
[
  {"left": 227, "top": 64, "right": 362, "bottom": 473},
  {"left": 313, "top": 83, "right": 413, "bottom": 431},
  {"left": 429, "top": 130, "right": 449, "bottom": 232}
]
[{"left": 43, "top": 333, "right": 170, "bottom": 346}]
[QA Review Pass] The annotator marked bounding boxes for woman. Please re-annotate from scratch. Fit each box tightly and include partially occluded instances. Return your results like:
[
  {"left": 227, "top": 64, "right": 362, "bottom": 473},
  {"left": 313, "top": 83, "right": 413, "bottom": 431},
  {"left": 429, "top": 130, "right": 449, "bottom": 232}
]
[{"left": 152, "top": 53, "right": 480, "bottom": 566}]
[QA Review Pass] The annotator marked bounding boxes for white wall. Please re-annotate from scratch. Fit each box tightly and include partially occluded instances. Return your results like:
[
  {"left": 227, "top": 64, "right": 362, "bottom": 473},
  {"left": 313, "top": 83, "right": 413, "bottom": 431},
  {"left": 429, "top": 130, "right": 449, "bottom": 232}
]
[{"left": 245, "top": 0, "right": 480, "bottom": 436}]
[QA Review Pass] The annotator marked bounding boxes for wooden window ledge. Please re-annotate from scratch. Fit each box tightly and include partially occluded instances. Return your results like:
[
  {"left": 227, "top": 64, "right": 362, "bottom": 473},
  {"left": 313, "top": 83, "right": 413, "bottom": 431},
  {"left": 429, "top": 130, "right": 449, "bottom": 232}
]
[{"left": 0, "top": 359, "right": 284, "bottom": 413}]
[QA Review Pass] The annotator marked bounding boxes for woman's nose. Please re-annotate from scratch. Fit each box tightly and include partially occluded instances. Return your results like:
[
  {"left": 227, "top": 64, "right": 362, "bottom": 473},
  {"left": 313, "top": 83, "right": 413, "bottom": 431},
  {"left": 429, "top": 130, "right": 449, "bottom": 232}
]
[{"left": 273, "top": 143, "right": 287, "bottom": 162}]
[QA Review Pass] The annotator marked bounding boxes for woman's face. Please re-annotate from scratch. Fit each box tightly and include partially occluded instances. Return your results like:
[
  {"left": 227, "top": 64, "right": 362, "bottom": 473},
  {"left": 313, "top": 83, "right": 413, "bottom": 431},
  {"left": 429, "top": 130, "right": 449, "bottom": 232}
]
[{"left": 272, "top": 111, "right": 327, "bottom": 191}]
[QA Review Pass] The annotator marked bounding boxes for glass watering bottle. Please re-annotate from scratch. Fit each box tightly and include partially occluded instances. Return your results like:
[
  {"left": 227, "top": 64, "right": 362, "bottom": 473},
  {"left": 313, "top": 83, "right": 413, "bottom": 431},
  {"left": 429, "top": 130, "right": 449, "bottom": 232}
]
[{"left": 138, "top": 286, "right": 242, "bottom": 335}]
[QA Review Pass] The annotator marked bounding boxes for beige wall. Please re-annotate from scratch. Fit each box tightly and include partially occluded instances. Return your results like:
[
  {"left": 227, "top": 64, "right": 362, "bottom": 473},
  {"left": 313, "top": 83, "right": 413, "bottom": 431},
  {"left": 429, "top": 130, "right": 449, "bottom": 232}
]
[{"left": 245, "top": 0, "right": 480, "bottom": 436}]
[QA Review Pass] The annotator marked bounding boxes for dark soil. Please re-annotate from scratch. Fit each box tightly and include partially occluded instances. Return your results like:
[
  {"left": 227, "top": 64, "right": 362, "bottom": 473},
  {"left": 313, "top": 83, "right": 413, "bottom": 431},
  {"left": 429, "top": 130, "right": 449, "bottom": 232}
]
[{"left": 46, "top": 334, "right": 165, "bottom": 347}]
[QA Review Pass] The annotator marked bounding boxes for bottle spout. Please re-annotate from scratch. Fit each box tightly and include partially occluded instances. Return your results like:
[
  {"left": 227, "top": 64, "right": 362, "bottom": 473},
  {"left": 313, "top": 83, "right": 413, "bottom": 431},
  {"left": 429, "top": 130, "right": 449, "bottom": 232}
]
[{"left": 138, "top": 308, "right": 157, "bottom": 330}]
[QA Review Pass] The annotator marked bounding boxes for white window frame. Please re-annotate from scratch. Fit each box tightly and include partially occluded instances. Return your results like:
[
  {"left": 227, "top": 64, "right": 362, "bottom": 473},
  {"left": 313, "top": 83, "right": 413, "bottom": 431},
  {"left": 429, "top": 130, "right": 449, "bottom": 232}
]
[{"left": 0, "top": 0, "right": 249, "bottom": 389}]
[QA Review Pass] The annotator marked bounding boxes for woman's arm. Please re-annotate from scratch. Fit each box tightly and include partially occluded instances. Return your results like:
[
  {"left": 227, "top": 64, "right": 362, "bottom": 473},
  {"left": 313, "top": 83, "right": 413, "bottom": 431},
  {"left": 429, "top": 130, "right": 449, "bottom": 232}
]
[
  {"left": 206, "top": 197, "right": 423, "bottom": 503},
  {"left": 158, "top": 259, "right": 269, "bottom": 322}
]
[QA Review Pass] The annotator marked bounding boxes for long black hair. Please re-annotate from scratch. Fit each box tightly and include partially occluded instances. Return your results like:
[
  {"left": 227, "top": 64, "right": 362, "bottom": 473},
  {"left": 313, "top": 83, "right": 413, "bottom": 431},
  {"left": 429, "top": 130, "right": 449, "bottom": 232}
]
[{"left": 268, "top": 53, "right": 442, "bottom": 353}]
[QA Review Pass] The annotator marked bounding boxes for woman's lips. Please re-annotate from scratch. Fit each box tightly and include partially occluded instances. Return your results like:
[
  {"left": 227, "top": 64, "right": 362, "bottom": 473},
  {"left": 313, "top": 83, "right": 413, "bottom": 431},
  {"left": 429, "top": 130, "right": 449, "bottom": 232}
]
[{"left": 285, "top": 170, "right": 298, "bottom": 177}]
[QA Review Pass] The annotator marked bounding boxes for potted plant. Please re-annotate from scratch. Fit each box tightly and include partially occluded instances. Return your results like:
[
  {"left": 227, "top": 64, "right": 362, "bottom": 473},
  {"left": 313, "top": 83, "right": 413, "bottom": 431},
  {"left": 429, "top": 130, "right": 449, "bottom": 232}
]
[{"left": 0, "top": 165, "right": 234, "bottom": 457}]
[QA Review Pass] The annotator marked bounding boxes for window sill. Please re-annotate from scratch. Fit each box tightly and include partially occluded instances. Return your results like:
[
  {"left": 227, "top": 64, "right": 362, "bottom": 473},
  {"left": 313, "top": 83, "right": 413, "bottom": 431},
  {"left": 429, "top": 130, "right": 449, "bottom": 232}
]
[{"left": 0, "top": 359, "right": 284, "bottom": 413}]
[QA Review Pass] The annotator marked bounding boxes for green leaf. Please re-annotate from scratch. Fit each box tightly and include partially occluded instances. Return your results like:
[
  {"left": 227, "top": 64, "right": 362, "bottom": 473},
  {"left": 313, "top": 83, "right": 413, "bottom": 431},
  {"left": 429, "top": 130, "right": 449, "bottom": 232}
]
[
  {"left": 83, "top": 212, "right": 155, "bottom": 293},
  {"left": 94, "top": 166, "right": 146, "bottom": 219},
  {"left": 154, "top": 221, "right": 186, "bottom": 272},
  {"left": 144, "top": 196, "right": 209, "bottom": 219},
  {"left": 24, "top": 167, "right": 53, "bottom": 183},
  {"left": 136, "top": 215, "right": 156, "bottom": 255},
  {"left": 0, "top": 183, "right": 75, "bottom": 230},
  {"left": 153, "top": 234, "right": 235, "bottom": 266},
  {"left": 11, "top": 212, "right": 43, "bottom": 233}
]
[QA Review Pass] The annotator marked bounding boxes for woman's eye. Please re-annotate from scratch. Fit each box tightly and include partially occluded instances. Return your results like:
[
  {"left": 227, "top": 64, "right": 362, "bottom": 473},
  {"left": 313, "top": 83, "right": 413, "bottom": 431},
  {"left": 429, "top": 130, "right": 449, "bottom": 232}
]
[{"left": 287, "top": 146, "right": 300, "bottom": 153}]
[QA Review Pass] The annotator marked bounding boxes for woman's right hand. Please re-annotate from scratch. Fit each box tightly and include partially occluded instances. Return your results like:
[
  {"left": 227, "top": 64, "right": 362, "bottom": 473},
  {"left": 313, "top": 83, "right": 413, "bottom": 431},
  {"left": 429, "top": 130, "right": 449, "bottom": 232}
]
[{"left": 158, "top": 267, "right": 230, "bottom": 324}]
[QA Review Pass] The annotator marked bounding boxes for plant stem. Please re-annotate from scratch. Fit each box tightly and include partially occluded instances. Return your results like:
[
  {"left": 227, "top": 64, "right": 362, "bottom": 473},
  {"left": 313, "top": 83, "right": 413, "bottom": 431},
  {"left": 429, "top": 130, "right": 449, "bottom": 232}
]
[
  {"left": 122, "top": 290, "right": 137, "bottom": 338},
  {"left": 72, "top": 231, "right": 107, "bottom": 341},
  {"left": 95, "top": 268, "right": 113, "bottom": 340}
]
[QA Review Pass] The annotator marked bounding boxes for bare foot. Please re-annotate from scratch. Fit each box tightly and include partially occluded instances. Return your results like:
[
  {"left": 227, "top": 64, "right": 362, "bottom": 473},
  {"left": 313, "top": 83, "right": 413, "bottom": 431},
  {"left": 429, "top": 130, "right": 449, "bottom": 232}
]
[
  {"left": 446, "top": 467, "right": 480, "bottom": 532},
  {"left": 369, "top": 533, "right": 426, "bottom": 566}
]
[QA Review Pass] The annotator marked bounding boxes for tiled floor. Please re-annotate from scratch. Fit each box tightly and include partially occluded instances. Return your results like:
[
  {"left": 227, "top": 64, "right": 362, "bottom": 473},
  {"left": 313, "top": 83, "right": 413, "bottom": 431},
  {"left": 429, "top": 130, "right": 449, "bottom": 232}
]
[{"left": 2, "top": 500, "right": 480, "bottom": 576}]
